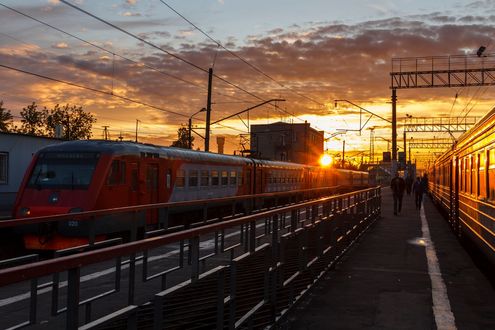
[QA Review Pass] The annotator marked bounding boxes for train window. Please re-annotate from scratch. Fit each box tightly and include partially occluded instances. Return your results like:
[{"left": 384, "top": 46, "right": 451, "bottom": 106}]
[
  {"left": 28, "top": 152, "right": 99, "bottom": 190},
  {"left": 471, "top": 156, "right": 476, "bottom": 195},
  {"left": 176, "top": 169, "right": 185, "bottom": 188},
  {"left": 463, "top": 157, "right": 468, "bottom": 192},
  {"left": 237, "top": 172, "right": 242, "bottom": 186},
  {"left": 479, "top": 152, "right": 486, "bottom": 198},
  {"left": 107, "top": 160, "right": 126, "bottom": 185},
  {"left": 189, "top": 170, "right": 198, "bottom": 187},
  {"left": 221, "top": 171, "right": 228, "bottom": 185},
  {"left": 459, "top": 159, "right": 463, "bottom": 192},
  {"left": 166, "top": 169, "right": 171, "bottom": 189},
  {"left": 467, "top": 157, "right": 471, "bottom": 192},
  {"left": 200, "top": 170, "right": 209, "bottom": 187},
  {"left": 489, "top": 149, "right": 495, "bottom": 200},
  {"left": 211, "top": 171, "right": 219, "bottom": 186},
  {"left": 230, "top": 171, "right": 237, "bottom": 185}
]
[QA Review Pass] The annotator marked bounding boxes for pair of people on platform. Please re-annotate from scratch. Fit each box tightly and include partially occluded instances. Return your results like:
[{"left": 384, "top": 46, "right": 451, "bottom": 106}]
[{"left": 390, "top": 173, "right": 428, "bottom": 215}]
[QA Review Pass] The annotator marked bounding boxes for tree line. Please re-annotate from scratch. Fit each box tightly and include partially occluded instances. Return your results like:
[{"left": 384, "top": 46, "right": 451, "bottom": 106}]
[{"left": 0, "top": 100, "right": 96, "bottom": 140}]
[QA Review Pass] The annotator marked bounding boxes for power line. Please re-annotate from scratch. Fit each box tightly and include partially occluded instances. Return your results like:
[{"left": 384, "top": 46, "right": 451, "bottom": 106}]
[
  {"left": 0, "top": 63, "right": 190, "bottom": 119},
  {"left": 57, "top": 0, "right": 298, "bottom": 113},
  {"left": 159, "top": 0, "right": 327, "bottom": 107},
  {"left": 7, "top": 1, "right": 331, "bottom": 138},
  {"left": 59, "top": 0, "right": 206, "bottom": 73},
  {"left": 0, "top": 2, "right": 201, "bottom": 89},
  {"left": 60, "top": 0, "right": 324, "bottom": 135}
]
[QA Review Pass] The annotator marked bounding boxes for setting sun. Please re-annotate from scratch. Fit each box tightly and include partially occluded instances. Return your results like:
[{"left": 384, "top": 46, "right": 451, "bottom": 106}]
[{"left": 319, "top": 154, "right": 333, "bottom": 167}]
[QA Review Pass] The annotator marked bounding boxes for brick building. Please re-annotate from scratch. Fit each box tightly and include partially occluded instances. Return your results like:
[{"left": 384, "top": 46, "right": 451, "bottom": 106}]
[{"left": 250, "top": 122, "right": 324, "bottom": 165}]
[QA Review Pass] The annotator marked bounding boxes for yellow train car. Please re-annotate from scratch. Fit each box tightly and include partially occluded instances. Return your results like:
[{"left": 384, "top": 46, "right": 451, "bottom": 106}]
[{"left": 430, "top": 108, "right": 495, "bottom": 264}]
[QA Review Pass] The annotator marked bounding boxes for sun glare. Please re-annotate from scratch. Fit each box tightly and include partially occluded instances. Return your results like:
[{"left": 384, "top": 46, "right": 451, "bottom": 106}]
[{"left": 319, "top": 154, "right": 332, "bottom": 167}]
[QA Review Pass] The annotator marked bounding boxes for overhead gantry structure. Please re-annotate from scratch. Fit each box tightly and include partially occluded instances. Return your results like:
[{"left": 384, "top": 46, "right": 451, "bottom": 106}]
[{"left": 389, "top": 53, "right": 495, "bottom": 163}]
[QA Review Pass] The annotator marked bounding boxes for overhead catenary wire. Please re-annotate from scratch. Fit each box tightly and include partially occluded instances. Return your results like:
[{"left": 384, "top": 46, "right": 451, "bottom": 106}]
[
  {"left": 159, "top": 0, "right": 327, "bottom": 107},
  {"left": 6, "top": 1, "right": 335, "bottom": 141},
  {"left": 0, "top": 2, "right": 255, "bottom": 106},
  {"left": 57, "top": 0, "right": 340, "bottom": 138},
  {"left": 0, "top": 63, "right": 190, "bottom": 119},
  {"left": 58, "top": 0, "right": 322, "bottom": 124}
]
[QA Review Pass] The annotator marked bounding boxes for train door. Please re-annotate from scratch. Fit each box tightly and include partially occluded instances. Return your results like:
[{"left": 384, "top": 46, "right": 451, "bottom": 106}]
[
  {"left": 128, "top": 162, "right": 139, "bottom": 206},
  {"left": 245, "top": 165, "right": 253, "bottom": 195},
  {"left": 453, "top": 157, "right": 460, "bottom": 235},
  {"left": 165, "top": 167, "right": 173, "bottom": 200},
  {"left": 145, "top": 163, "right": 159, "bottom": 224},
  {"left": 255, "top": 165, "right": 263, "bottom": 194}
]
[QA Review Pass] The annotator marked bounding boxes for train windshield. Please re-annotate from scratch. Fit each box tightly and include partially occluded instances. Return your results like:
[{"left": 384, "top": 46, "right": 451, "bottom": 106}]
[{"left": 27, "top": 152, "right": 100, "bottom": 190}]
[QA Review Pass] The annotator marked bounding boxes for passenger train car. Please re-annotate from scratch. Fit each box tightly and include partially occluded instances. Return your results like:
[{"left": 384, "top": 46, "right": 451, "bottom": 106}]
[
  {"left": 430, "top": 108, "right": 495, "bottom": 265},
  {"left": 14, "top": 140, "right": 368, "bottom": 250}
]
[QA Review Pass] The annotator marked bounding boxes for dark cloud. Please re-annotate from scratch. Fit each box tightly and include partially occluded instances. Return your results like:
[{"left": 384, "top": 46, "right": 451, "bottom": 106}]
[{"left": 2, "top": 5, "right": 495, "bottom": 151}]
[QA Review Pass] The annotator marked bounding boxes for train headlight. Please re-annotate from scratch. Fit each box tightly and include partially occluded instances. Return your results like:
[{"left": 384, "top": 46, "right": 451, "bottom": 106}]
[{"left": 19, "top": 207, "right": 31, "bottom": 217}]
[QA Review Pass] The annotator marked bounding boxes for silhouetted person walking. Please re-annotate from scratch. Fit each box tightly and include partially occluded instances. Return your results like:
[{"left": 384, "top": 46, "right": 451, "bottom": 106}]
[
  {"left": 405, "top": 175, "right": 413, "bottom": 195},
  {"left": 421, "top": 173, "right": 429, "bottom": 194},
  {"left": 390, "top": 172, "right": 406, "bottom": 215},
  {"left": 412, "top": 176, "right": 423, "bottom": 210}
]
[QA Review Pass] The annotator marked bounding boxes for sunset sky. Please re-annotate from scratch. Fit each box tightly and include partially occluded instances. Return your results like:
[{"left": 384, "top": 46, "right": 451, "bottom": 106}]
[{"left": 1, "top": 0, "right": 495, "bottom": 166}]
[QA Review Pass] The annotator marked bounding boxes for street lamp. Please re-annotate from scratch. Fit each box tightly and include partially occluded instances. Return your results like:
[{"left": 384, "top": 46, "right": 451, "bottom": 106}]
[{"left": 189, "top": 108, "right": 206, "bottom": 149}]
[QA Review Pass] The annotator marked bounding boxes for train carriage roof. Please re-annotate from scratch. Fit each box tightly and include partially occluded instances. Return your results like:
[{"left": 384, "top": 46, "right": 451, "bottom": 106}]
[{"left": 36, "top": 140, "right": 309, "bottom": 169}]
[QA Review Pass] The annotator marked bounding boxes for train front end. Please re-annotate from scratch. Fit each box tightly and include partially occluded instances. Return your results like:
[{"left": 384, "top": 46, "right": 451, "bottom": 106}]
[{"left": 14, "top": 147, "right": 103, "bottom": 250}]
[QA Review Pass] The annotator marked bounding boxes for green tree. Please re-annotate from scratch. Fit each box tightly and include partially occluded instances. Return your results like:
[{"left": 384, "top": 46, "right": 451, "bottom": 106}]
[
  {"left": 18, "top": 102, "right": 46, "bottom": 136},
  {"left": 45, "top": 104, "right": 96, "bottom": 140},
  {"left": 0, "top": 101, "right": 13, "bottom": 132},
  {"left": 170, "top": 127, "right": 192, "bottom": 149}
]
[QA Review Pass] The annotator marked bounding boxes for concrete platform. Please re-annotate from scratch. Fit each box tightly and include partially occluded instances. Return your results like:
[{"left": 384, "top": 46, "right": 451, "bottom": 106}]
[{"left": 286, "top": 188, "right": 495, "bottom": 329}]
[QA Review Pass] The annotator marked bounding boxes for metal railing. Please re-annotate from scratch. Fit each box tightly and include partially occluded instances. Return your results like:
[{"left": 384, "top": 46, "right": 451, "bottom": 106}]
[
  {"left": 0, "top": 186, "right": 380, "bottom": 329},
  {"left": 0, "top": 185, "right": 352, "bottom": 245}
]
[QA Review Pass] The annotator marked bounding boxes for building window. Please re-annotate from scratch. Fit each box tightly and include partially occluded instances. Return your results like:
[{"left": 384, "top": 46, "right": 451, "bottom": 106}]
[{"left": 0, "top": 152, "right": 7, "bottom": 184}]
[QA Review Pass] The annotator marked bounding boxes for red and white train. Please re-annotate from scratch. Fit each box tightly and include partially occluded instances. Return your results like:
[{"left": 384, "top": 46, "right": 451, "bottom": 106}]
[{"left": 14, "top": 140, "right": 368, "bottom": 250}]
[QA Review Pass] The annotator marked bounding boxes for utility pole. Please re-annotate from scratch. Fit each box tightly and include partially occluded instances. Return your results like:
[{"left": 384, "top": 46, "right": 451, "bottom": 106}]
[
  {"left": 135, "top": 119, "right": 140, "bottom": 143},
  {"left": 102, "top": 126, "right": 109, "bottom": 140},
  {"left": 342, "top": 140, "right": 345, "bottom": 168},
  {"left": 205, "top": 68, "right": 213, "bottom": 152},
  {"left": 369, "top": 127, "right": 375, "bottom": 164},
  {"left": 188, "top": 117, "right": 193, "bottom": 149},
  {"left": 391, "top": 89, "right": 397, "bottom": 162},
  {"left": 409, "top": 138, "right": 412, "bottom": 164},
  {"left": 188, "top": 108, "right": 206, "bottom": 150}
]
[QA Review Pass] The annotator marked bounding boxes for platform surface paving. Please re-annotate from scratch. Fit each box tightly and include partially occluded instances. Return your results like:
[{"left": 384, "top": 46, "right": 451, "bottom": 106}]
[{"left": 287, "top": 188, "right": 495, "bottom": 330}]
